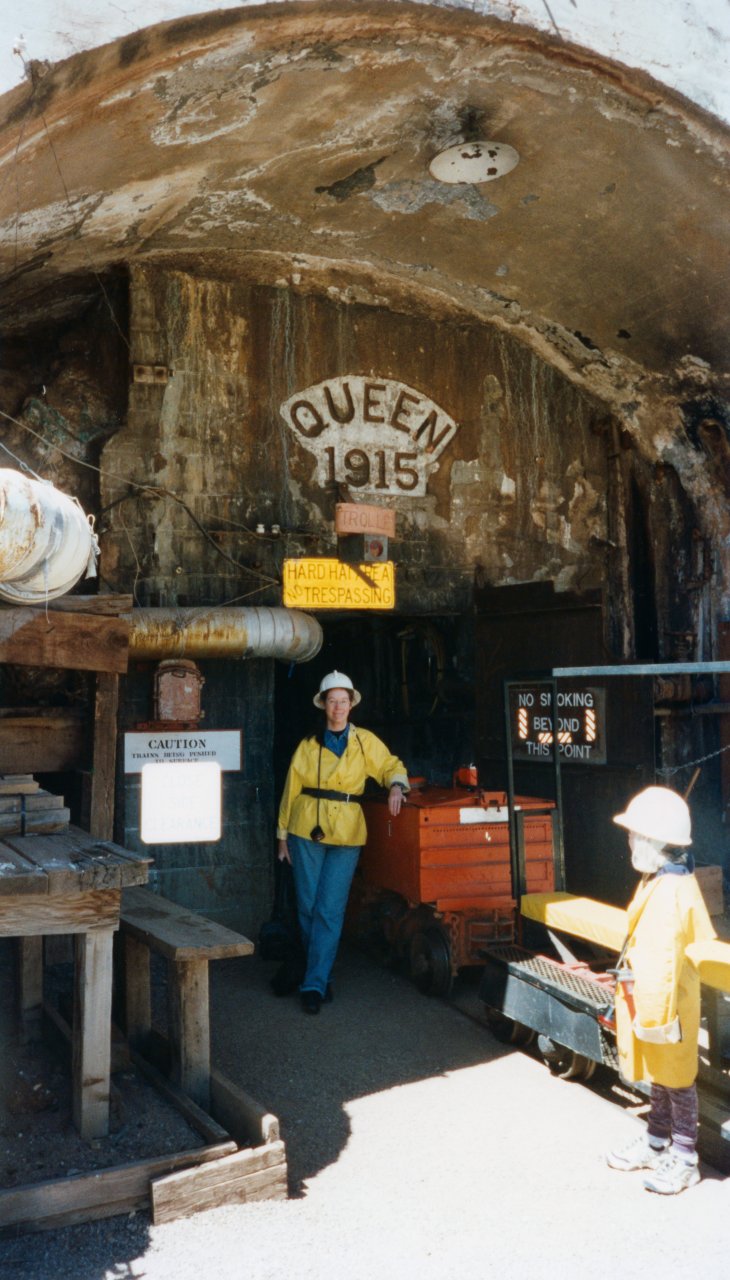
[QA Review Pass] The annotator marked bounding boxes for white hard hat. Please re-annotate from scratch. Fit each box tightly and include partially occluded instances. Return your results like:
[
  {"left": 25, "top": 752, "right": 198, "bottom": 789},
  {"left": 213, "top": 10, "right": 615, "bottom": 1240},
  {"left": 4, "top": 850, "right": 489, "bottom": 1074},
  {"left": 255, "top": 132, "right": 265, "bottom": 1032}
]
[
  {"left": 313, "top": 670, "right": 361, "bottom": 709},
  {"left": 613, "top": 785, "right": 692, "bottom": 847}
]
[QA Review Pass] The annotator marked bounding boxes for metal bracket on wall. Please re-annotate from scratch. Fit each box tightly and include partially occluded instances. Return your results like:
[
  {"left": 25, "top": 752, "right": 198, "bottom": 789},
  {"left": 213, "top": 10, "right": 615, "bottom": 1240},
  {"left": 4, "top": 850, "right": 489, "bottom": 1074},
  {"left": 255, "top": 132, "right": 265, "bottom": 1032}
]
[{"left": 131, "top": 365, "right": 173, "bottom": 385}]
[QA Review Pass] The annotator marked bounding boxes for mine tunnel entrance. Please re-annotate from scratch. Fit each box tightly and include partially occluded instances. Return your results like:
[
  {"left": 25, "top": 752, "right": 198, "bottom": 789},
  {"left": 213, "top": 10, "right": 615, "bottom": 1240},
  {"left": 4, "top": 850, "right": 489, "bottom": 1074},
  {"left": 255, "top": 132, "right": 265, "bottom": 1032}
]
[{"left": 273, "top": 611, "right": 476, "bottom": 805}]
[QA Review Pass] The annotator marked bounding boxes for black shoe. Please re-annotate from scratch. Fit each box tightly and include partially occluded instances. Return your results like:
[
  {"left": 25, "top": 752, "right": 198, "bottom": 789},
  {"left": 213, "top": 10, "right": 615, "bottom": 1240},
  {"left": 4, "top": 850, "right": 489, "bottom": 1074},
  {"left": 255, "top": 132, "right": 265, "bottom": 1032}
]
[
  {"left": 301, "top": 990, "right": 322, "bottom": 1015},
  {"left": 324, "top": 983, "right": 334, "bottom": 1003}
]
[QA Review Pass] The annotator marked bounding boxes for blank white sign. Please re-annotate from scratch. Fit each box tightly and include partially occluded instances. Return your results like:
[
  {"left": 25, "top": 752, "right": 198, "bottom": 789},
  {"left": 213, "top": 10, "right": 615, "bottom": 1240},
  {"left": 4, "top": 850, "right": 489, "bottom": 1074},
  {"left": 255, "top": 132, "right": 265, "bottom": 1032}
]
[{"left": 141, "top": 761, "right": 222, "bottom": 844}]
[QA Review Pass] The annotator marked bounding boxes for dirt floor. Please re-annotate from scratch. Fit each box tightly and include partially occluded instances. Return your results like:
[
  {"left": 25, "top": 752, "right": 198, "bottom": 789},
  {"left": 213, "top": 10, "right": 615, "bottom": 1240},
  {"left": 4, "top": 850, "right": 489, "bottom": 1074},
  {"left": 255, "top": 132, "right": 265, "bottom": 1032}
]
[
  {"left": 0, "top": 935, "right": 728, "bottom": 1280},
  {"left": 0, "top": 943, "right": 207, "bottom": 1192}
]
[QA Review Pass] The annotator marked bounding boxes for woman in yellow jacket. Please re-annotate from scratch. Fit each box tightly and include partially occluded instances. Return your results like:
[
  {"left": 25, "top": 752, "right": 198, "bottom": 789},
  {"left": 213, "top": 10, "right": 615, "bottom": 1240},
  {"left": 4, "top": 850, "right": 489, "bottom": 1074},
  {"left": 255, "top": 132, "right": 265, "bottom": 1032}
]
[
  {"left": 277, "top": 671, "right": 409, "bottom": 1014},
  {"left": 606, "top": 786, "right": 715, "bottom": 1194}
]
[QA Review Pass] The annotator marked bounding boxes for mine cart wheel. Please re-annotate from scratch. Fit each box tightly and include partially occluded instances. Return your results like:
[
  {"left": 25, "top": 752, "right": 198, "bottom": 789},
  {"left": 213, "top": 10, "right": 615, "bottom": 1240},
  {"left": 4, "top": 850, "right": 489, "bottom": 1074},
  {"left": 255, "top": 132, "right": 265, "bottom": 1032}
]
[
  {"left": 537, "top": 1035, "right": 597, "bottom": 1081},
  {"left": 483, "top": 1007, "right": 536, "bottom": 1046},
  {"left": 409, "top": 927, "right": 453, "bottom": 997}
]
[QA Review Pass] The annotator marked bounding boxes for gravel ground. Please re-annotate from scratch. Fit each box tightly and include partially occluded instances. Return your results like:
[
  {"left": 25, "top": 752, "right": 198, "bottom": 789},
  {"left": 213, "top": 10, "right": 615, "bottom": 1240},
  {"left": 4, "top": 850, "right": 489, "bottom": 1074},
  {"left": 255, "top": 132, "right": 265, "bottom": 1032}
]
[{"left": 1, "top": 943, "right": 727, "bottom": 1280}]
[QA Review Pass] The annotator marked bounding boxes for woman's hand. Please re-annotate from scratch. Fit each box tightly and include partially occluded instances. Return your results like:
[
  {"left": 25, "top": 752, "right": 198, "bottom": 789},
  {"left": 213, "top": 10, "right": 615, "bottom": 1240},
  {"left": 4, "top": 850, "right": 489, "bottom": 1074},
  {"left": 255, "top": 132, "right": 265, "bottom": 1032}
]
[
  {"left": 277, "top": 838, "right": 291, "bottom": 864},
  {"left": 388, "top": 785, "right": 404, "bottom": 817}
]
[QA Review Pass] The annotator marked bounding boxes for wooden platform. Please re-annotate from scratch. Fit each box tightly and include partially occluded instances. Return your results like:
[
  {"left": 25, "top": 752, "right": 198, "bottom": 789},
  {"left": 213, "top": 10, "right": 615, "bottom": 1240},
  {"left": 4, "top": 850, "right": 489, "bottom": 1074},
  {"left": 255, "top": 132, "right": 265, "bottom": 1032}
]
[{"left": 0, "top": 826, "right": 150, "bottom": 1139}]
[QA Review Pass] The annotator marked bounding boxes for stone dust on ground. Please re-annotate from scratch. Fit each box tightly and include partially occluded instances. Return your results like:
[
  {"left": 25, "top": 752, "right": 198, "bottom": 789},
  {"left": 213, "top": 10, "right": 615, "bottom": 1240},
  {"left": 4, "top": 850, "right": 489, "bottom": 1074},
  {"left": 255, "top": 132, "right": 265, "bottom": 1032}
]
[{"left": 0, "top": 940, "right": 206, "bottom": 1191}]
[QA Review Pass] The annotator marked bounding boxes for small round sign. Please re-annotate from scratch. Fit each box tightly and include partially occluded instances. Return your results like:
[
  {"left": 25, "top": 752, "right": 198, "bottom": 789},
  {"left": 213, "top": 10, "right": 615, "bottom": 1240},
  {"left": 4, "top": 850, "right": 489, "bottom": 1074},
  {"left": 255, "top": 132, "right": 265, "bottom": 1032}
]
[{"left": 429, "top": 141, "right": 520, "bottom": 185}]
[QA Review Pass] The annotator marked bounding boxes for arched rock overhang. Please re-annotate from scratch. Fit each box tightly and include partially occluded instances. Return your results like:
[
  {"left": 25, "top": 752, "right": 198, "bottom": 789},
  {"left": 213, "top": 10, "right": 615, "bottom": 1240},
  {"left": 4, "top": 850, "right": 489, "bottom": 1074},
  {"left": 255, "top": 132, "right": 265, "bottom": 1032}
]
[{"left": 0, "top": 1, "right": 728, "bottom": 594}]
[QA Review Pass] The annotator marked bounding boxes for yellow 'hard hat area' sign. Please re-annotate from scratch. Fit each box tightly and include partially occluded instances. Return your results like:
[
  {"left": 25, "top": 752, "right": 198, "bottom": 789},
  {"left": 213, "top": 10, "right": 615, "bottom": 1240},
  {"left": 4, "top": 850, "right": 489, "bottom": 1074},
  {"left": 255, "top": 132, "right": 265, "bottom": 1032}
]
[{"left": 283, "top": 558, "right": 395, "bottom": 610}]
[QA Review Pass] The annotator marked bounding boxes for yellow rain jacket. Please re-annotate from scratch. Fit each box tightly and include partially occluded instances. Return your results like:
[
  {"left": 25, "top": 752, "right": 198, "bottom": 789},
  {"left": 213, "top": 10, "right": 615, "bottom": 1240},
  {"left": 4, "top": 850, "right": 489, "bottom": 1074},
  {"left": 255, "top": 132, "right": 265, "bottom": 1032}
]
[
  {"left": 615, "top": 870, "right": 716, "bottom": 1088},
  {"left": 277, "top": 727, "right": 409, "bottom": 847}
]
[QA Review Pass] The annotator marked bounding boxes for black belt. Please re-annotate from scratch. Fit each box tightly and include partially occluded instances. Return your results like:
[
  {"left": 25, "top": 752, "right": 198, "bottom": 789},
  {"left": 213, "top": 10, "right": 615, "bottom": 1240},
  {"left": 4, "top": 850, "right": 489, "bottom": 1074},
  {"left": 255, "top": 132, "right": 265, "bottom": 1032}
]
[{"left": 302, "top": 787, "right": 362, "bottom": 804}]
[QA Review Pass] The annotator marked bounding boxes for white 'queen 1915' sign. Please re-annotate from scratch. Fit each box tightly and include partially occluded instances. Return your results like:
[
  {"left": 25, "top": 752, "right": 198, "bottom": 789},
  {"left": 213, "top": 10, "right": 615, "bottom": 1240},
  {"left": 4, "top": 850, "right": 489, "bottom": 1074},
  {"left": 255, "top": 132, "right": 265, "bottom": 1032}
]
[{"left": 280, "top": 376, "right": 458, "bottom": 497}]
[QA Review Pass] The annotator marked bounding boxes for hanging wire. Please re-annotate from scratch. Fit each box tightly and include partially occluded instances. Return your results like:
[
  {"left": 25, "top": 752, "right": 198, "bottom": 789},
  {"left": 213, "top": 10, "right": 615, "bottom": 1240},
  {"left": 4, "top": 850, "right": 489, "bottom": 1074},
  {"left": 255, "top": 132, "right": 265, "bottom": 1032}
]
[
  {"left": 0, "top": 405, "right": 280, "bottom": 588},
  {"left": 657, "top": 740, "right": 730, "bottom": 779},
  {"left": 0, "top": 433, "right": 45, "bottom": 481}
]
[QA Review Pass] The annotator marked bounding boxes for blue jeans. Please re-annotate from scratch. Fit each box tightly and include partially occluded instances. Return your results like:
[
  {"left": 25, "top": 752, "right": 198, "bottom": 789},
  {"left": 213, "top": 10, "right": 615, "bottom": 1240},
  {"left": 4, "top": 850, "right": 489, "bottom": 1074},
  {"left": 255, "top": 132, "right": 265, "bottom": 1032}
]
[{"left": 288, "top": 835, "right": 360, "bottom": 997}]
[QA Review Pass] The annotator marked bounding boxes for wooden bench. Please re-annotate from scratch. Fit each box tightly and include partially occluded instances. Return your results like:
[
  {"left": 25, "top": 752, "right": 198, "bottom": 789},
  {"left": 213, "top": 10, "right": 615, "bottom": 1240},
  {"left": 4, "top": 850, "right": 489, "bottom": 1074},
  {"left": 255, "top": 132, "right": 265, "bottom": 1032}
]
[{"left": 119, "top": 887, "right": 254, "bottom": 1111}]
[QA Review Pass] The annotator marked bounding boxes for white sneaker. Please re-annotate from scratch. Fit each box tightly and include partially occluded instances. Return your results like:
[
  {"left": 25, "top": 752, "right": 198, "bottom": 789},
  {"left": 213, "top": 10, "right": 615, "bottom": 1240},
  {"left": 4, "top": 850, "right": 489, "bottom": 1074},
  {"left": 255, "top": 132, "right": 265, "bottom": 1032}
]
[
  {"left": 643, "top": 1150, "right": 701, "bottom": 1195},
  {"left": 606, "top": 1132, "right": 669, "bottom": 1171}
]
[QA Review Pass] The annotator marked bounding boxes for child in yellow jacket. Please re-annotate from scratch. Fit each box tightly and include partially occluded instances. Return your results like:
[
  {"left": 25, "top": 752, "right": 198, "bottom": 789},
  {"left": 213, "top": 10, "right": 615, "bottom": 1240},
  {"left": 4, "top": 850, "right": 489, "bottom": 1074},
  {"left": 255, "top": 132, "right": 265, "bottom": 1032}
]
[{"left": 606, "top": 786, "right": 715, "bottom": 1194}]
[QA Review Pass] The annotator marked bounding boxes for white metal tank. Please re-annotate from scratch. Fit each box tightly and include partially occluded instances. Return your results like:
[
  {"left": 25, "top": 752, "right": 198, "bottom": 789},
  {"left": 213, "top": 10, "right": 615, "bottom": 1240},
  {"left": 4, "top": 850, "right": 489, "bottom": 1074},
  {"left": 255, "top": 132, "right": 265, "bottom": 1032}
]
[{"left": 0, "top": 469, "right": 99, "bottom": 603}]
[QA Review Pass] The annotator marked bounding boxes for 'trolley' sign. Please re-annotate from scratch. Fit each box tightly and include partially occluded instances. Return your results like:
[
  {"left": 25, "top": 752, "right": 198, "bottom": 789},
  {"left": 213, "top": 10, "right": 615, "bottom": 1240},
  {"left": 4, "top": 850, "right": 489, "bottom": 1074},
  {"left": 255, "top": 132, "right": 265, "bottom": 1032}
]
[{"left": 280, "top": 376, "right": 458, "bottom": 497}]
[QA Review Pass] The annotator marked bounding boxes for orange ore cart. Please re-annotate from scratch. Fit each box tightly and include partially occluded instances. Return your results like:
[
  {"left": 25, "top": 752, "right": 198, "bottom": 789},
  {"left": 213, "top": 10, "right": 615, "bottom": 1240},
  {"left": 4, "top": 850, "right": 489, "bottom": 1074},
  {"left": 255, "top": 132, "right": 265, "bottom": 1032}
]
[{"left": 352, "top": 783, "right": 555, "bottom": 995}]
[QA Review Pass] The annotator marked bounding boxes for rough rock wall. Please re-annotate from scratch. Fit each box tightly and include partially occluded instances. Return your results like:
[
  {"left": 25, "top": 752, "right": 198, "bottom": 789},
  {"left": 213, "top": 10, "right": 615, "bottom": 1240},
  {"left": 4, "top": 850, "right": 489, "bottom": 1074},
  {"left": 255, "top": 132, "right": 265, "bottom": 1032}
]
[{"left": 100, "top": 261, "right": 611, "bottom": 613}]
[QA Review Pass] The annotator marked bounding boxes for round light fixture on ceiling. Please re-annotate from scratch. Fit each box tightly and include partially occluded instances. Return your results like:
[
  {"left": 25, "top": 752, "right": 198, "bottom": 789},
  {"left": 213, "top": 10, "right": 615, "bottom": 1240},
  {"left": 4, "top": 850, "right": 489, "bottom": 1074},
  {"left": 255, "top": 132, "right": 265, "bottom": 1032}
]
[{"left": 429, "top": 141, "right": 520, "bottom": 185}]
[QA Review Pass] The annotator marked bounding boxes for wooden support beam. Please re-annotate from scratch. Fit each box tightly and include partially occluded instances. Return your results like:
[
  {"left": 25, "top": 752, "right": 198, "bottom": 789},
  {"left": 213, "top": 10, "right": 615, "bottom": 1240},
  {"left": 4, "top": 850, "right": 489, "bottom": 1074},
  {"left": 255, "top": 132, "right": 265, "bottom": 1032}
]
[
  {"left": 16, "top": 936, "right": 43, "bottom": 1044},
  {"left": 168, "top": 957, "right": 210, "bottom": 1112},
  {"left": 90, "top": 672, "right": 119, "bottom": 840},
  {"left": 123, "top": 932, "right": 151, "bottom": 1050},
  {"left": 0, "top": 711, "right": 86, "bottom": 774},
  {"left": 0, "top": 608, "right": 129, "bottom": 673},
  {"left": 72, "top": 927, "right": 115, "bottom": 1139}
]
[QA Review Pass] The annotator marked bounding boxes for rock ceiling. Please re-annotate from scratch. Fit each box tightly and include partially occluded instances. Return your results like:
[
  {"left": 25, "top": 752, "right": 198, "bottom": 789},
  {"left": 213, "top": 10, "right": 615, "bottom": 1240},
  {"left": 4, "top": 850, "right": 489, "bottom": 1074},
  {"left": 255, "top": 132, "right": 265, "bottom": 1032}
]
[{"left": 0, "top": 1, "right": 727, "bottom": 417}]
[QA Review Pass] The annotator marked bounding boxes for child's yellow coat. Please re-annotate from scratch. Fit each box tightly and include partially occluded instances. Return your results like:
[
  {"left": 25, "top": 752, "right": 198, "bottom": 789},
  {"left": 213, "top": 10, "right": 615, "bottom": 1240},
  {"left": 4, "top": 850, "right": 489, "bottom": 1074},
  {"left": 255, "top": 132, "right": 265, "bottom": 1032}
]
[{"left": 616, "top": 873, "right": 715, "bottom": 1088}]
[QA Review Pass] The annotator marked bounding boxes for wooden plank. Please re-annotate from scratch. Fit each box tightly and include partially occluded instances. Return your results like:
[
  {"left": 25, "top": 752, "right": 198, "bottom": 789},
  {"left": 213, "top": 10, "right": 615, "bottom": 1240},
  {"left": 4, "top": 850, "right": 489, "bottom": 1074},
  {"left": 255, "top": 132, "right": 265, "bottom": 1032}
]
[
  {"left": 120, "top": 887, "right": 255, "bottom": 960},
  {"left": 0, "top": 842, "right": 48, "bottom": 894},
  {"left": 0, "top": 809, "right": 71, "bottom": 836},
  {"left": 0, "top": 713, "right": 86, "bottom": 774},
  {"left": 210, "top": 1068, "right": 280, "bottom": 1146},
  {"left": 152, "top": 1159, "right": 288, "bottom": 1224},
  {"left": 0, "top": 775, "right": 39, "bottom": 795},
  {"left": 151, "top": 1141, "right": 287, "bottom": 1224},
  {"left": 90, "top": 672, "right": 120, "bottom": 840},
  {"left": 0, "top": 1142, "right": 236, "bottom": 1232},
  {"left": 1, "top": 834, "right": 87, "bottom": 893},
  {"left": 22, "top": 832, "right": 125, "bottom": 892},
  {"left": 4, "top": 828, "right": 150, "bottom": 892},
  {"left": 0, "top": 889, "right": 121, "bottom": 935},
  {"left": 89, "top": 839, "right": 153, "bottom": 876},
  {"left": 130, "top": 1049, "right": 234, "bottom": 1147},
  {"left": 0, "top": 608, "right": 129, "bottom": 673},
  {"left": 0, "top": 789, "right": 66, "bottom": 814},
  {"left": 168, "top": 956, "right": 211, "bottom": 1111},
  {"left": 72, "top": 927, "right": 115, "bottom": 1139}
]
